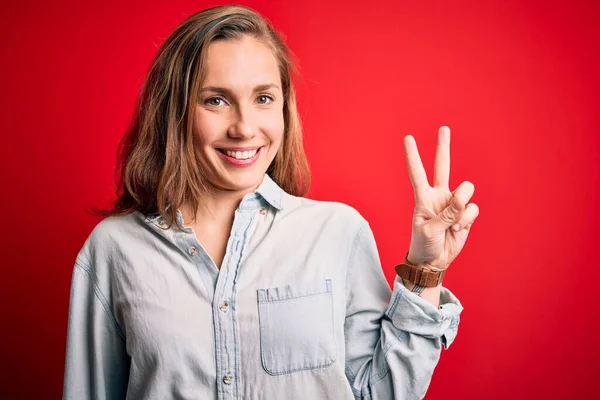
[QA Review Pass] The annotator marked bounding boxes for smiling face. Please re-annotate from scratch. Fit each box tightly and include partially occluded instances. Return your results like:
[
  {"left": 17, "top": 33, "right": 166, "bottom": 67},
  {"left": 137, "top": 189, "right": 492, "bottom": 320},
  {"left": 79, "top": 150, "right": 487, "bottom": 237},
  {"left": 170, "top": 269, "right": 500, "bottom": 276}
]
[{"left": 193, "top": 35, "right": 285, "bottom": 194}]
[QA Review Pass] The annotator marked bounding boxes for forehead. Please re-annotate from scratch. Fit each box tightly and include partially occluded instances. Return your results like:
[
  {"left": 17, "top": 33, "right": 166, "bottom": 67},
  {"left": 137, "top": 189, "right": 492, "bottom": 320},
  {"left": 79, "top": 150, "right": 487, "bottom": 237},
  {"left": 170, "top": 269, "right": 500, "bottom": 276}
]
[{"left": 203, "top": 36, "right": 281, "bottom": 88}]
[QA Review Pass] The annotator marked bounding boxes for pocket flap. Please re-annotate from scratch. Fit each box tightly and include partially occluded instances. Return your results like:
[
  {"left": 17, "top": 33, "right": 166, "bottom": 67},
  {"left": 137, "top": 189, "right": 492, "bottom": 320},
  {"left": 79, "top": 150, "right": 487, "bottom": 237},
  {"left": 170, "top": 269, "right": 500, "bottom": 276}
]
[{"left": 257, "top": 279, "right": 332, "bottom": 303}]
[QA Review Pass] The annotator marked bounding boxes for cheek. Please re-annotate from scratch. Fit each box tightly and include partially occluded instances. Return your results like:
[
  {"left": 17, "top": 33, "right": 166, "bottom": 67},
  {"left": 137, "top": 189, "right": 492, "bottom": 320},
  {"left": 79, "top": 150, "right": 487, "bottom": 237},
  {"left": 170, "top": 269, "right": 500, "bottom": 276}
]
[
  {"left": 263, "top": 110, "right": 285, "bottom": 143},
  {"left": 193, "top": 111, "right": 224, "bottom": 145}
]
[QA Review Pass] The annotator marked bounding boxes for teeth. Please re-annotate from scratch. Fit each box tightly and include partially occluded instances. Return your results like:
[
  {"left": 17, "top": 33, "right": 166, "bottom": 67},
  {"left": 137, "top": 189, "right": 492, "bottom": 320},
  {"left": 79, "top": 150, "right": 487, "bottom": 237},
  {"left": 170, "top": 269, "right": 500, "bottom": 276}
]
[{"left": 224, "top": 149, "right": 258, "bottom": 160}]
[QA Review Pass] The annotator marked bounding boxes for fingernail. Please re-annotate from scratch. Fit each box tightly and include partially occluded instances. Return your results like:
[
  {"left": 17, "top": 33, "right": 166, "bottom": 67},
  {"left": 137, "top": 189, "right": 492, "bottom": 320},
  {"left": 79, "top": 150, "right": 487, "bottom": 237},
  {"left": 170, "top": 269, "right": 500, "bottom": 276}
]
[{"left": 452, "top": 224, "right": 460, "bottom": 231}]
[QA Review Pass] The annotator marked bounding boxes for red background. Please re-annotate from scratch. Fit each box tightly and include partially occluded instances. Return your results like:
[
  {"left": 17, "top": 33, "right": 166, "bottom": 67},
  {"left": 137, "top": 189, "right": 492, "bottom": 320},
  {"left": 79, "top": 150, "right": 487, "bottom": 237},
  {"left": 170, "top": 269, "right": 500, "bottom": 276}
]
[{"left": 1, "top": 0, "right": 599, "bottom": 398}]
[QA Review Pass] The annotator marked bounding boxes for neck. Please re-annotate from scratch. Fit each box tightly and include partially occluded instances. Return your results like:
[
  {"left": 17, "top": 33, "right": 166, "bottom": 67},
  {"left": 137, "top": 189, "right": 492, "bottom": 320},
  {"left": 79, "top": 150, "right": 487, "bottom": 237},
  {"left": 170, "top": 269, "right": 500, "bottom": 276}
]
[{"left": 180, "top": 181, "right": 262, "bottom": 227}]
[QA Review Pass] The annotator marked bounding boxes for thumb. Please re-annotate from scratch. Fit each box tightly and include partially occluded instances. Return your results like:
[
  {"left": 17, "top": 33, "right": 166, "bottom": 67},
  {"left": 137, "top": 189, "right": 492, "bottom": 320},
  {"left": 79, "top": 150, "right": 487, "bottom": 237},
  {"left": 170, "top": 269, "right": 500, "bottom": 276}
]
[{"left": 427, "top": 197, "right": 464, "bottom": 234}]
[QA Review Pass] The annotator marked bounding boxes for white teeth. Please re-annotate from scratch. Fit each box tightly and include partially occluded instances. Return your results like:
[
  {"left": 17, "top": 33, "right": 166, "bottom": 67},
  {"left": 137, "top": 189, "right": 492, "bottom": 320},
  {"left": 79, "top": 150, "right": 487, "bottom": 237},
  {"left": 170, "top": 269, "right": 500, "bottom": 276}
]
[{"left": 224, "top": 149, "right": 258, "bottom": 160}]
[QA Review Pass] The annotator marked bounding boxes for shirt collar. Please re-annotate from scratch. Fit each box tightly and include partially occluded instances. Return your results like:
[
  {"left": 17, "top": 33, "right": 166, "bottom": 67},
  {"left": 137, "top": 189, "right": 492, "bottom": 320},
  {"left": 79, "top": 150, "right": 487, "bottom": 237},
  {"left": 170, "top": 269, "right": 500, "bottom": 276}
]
[
  {"left": 254, "top": 173, "right": 285, "bottom": 211},
  {"left": 144, "top": 173, "right": 287, "bottom": 225}
]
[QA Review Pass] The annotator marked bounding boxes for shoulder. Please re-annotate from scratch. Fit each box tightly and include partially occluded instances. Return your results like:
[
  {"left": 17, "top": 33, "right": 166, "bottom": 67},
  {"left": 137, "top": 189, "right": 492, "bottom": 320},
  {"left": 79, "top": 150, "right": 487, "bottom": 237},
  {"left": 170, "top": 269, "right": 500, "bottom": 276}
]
[
  {"left": 300, "top": 196, "right": 365, "bottom": 221},
  {"left": 75, "top": 212, "right": 148, "bottom": 267},
  {"left": 281, "top": 193, "right": 368, "bottom": 234}
]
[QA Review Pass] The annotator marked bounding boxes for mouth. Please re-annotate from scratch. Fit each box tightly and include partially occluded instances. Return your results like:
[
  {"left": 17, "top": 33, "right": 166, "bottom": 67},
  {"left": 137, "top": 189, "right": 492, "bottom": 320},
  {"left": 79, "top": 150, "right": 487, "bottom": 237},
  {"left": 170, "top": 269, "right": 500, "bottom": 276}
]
[
  {"left": 216, "top": 146, "right": 263, "bottom": 166},
  {"left": 216, "top": 146, "right": 262, "bottom": 160}
]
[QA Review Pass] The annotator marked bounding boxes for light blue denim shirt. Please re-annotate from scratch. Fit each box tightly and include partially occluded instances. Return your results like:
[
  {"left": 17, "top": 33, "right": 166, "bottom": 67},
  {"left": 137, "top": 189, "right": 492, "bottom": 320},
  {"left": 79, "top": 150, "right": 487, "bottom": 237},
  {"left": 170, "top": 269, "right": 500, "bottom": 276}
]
[{"left": 63, "top": 174, "right": 463, "bottom": 400}]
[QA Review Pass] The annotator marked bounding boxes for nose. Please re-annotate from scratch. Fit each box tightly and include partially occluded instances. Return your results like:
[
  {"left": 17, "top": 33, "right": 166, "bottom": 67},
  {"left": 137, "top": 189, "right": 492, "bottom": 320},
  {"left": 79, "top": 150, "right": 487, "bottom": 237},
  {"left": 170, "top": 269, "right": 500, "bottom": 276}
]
[{"left": 227, "top": 105, "right": 256, "bottom": 140}]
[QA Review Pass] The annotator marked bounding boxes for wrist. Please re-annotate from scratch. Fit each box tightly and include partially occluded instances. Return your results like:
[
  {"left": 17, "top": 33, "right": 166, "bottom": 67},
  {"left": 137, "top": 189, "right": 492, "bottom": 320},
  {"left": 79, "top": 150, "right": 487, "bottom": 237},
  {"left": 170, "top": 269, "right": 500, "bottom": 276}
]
[
  {"left": 407, "top": 251, "right": 450, "bottom": 270},
  {"left": 396, "top": 251, "right": 447, "bottom": 288},
  {"left": 400, "top": 277, "right": 443, "bottom": 291}
]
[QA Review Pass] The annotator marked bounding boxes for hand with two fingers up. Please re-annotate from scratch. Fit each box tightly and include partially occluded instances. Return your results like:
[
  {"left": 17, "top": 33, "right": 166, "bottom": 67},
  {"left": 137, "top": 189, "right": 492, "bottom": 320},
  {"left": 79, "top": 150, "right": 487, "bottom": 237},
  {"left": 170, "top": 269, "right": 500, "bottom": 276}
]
[{"left": 401, "top": 126, "right": 480, "bottom": 305}]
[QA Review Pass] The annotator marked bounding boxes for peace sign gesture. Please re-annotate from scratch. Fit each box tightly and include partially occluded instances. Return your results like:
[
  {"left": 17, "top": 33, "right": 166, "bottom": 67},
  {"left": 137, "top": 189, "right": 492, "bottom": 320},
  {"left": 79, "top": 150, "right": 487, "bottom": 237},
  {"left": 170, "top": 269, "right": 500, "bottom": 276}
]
[{"left": 403, "top": 126, "right": 479, "bottom": 270}]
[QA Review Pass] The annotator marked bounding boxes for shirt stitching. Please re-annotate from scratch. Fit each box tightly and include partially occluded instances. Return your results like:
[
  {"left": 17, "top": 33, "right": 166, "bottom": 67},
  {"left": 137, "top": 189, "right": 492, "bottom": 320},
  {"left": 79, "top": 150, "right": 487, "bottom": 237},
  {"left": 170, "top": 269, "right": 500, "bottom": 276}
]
[
  {"left": 344, "top": 219, "right": 368, "bottom": 305},
  {"left": 385, "top": 289, "right": 404, "bottom": 319},
  {"left": 258, "top": 287, "right": 333, "bottom": 303},
  {"left": 74, "top": 260, "right": 126, "bottom": 341},
  {"left": 232, "top": 211, "right": 256, "bottom": 398},
  {"left": 351, "top": 366, "right": 392, "bottom": 398},
  {"left": 343, "top": 219, "right": 367, "bottom": 382}
]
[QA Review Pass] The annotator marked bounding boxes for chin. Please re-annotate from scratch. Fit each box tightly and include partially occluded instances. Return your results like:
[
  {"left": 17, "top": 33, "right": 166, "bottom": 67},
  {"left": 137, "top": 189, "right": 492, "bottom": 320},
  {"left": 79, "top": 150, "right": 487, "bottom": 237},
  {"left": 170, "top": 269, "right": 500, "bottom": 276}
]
[
  {"left": 203, "top": 147, "right": 276, "bottom": 192},
  {"left": 216, "top": 169, "right": 267, "bottom": 192}
]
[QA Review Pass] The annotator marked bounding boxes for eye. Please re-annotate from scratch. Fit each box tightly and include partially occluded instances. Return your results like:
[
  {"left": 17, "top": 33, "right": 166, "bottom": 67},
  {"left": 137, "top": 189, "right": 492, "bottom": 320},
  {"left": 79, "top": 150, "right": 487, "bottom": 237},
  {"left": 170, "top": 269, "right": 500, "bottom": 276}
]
[
  {"left": 204, "top": 97, "right": 226, "bottom": 107},
  {"left": 256, "top": 94, "right": 274, "bottom": 105}
]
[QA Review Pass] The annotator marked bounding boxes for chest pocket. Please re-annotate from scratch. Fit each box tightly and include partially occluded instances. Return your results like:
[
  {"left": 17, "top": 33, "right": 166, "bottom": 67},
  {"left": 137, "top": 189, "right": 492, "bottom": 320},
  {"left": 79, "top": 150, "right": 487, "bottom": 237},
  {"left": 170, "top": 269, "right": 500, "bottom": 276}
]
[{"left": 257, "top": 278, "right": 336, "bottom": 375}]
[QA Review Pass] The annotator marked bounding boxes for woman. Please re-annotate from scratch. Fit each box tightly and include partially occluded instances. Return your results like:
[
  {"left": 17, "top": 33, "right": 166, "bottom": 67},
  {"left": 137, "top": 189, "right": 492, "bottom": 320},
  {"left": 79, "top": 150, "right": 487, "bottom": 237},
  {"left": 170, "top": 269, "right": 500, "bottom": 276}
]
[{"left": 63, "top": 4, "right": 479, "bottom": 400}]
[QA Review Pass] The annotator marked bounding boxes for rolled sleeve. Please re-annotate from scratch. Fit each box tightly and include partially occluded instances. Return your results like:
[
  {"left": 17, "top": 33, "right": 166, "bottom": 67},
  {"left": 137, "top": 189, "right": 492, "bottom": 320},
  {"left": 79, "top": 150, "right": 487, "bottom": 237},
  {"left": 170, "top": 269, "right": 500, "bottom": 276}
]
[
  {"left": 344, "top": 219, "right": 464, "bottom": 399},
  {"left": 386, "top": 278, "right": 463, "bottom": 349}
]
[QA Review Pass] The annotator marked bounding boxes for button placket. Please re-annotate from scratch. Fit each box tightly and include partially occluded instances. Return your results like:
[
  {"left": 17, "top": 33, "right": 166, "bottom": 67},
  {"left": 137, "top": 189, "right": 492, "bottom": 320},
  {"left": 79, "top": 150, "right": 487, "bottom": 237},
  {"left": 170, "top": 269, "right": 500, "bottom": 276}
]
[{"left": 213, "top": 207, "right": 257, "bottom": 398}]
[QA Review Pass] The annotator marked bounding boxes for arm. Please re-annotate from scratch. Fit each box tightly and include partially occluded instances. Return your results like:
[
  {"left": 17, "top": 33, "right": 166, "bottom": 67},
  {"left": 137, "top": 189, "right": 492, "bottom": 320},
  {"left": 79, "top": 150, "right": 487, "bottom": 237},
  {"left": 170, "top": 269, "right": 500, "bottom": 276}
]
[
  {"left": 344, "top": 221, "right": 463, "bottom": 400},
  {"left": 63, "top": 260, "right": 130, "bottom": 400}
]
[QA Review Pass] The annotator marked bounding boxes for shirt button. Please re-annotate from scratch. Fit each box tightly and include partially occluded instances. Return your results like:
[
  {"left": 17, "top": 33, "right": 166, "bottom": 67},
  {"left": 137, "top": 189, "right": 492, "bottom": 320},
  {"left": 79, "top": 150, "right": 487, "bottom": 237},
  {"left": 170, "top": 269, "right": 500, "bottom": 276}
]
[
  {"left": 259, "top": 207, "right": 267, "bottom": 215},
  {"left": 188, "top": 246, "right": 198, "bottom": 256},
  {"left": 219, "top": 301, "right": 229, "bottom": 312},
  {"left": 223, "top": 375, "right": 233, "bottom": 385}
]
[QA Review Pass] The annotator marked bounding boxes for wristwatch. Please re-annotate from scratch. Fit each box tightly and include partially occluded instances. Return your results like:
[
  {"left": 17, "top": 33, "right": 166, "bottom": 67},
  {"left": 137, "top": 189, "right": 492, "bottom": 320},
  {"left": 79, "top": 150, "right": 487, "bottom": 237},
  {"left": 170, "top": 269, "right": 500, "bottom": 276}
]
[{"left": 394, "top": 251, "right": 446, "bottom": 287}]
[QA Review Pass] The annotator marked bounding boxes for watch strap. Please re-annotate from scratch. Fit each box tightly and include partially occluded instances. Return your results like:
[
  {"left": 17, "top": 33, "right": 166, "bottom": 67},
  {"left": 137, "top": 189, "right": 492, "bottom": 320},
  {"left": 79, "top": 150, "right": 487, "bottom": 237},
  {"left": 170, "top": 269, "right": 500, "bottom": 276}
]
[{"left": 394, "top": 251, "right": 446, "bottom": 288}]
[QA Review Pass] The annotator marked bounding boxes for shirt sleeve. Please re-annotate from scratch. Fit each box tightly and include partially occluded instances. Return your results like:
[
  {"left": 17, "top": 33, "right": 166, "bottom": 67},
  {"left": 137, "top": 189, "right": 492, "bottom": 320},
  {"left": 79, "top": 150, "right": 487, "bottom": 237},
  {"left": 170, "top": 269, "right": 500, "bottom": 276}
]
[
  {"left": 63, "top": 259, "right": 130, "bottom": 400},
  {"left": 344, "top": 220, "right": 463, "bottom": 400}
]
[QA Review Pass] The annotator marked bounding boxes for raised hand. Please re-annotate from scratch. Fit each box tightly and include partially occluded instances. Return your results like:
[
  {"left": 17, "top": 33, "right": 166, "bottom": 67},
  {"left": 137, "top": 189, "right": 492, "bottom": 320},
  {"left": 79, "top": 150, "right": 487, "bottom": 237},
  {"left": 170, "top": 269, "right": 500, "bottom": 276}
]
[{"left": 403, "top": 126, "right": 479, "bottom": 270}]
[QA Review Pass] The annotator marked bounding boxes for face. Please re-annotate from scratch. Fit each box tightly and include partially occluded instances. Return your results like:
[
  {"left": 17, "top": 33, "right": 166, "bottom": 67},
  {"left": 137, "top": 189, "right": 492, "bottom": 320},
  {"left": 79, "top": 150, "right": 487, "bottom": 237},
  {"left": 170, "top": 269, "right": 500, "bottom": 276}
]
[{"left": 193, "top": 35, "right": 285, "bottom": 195}]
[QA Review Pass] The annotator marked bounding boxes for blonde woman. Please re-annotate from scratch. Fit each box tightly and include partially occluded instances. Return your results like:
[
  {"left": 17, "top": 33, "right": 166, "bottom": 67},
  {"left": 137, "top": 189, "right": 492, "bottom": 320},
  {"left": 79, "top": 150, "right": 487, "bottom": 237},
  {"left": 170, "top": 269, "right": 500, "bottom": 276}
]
[{"left": 63, "top": 4, "right": 479, "bottom": 400}]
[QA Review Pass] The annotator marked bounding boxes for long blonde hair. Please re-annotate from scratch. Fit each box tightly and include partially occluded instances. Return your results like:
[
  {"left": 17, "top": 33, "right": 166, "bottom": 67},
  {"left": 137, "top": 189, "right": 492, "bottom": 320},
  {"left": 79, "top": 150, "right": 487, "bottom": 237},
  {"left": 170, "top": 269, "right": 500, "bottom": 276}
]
[{"left": 94, "top": 4, "right": 310, "bottom": 229}]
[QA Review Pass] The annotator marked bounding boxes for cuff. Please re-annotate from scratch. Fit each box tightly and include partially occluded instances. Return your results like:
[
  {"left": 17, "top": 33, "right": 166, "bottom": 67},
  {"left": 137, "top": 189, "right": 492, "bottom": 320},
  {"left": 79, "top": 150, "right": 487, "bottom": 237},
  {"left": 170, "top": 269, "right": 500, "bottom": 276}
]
[{"left": 384, "top": 276, "right": 464, "bottom": 349}]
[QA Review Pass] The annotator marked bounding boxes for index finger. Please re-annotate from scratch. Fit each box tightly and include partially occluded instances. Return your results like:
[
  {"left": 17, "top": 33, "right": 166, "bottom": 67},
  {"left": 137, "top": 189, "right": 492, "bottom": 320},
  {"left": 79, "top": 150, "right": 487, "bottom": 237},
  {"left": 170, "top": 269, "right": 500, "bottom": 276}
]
[{"left": 403, "top": 135, "right": 429, "bottom": 196}]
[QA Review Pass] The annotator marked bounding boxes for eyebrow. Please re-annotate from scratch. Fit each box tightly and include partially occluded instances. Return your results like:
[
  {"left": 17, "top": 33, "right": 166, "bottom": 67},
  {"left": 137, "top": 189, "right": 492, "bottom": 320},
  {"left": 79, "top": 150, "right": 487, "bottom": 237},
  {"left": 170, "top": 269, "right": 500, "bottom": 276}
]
[{"left": 199, "top": 83, "right": 281, "bottom": 95}]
